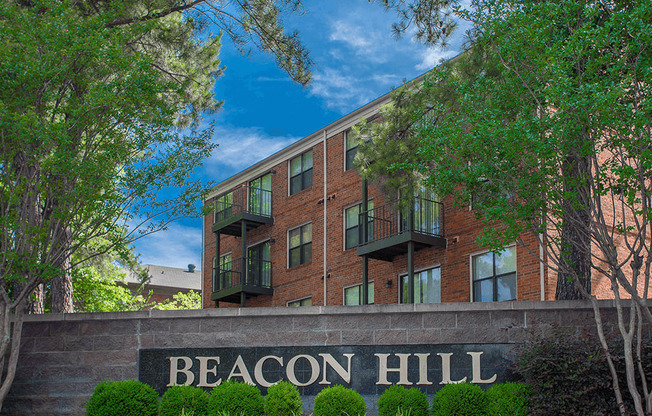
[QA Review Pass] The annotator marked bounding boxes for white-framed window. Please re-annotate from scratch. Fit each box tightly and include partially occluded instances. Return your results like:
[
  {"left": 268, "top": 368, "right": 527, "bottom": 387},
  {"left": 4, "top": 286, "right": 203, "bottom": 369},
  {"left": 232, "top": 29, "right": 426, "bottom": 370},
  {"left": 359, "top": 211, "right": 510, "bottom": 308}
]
[
  {"left": 214, "top": 192, "right": 233, "bottom": 222},
  {"left": 287, "top": 297, "right": 312, "bottom": 307},
  {"left": 288, "top": 223, "right": 312, "bottom": 268},
  {"left": 289, "top": 150, "right": 313, "bottom": 195},
  {"left": 345, "top": 130, "right": 359, "bottom": 171},
  {"left": 343, "top": 200, "right": 374, "bottom": 250},
  {"left": 215, "top": 252, "right": 233, "bottom": 290},
  {"left": 344, "top": 281, "right": 374, "bottom": 305},
  {"left": 249, "top": 173, "right": 272, "bottom": 216},
  {"left": 400, "top": 267, "right": 441, "bottom": 304},
  {"left": 471, "top": 245, "right": 517, "bottom": 302}
]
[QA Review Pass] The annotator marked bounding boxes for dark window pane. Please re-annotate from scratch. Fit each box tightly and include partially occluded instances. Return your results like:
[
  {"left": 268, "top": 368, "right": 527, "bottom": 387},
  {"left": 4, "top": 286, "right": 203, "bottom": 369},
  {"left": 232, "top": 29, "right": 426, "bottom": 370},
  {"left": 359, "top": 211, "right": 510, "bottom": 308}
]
[
  {"left": 474, "top": 279, "right": 493, "bottom": 302},
  {"left": 289, "top": 247, "right": 300, "bottom": 268},
  {"left": 302, "top": 243, "right": 312, "bottom": 264},
  {"left": 497, "top": 273, "right": 517, "bottom": 301},
  {"left": 303, "top": 168, "right": 313, "bottom": 189},
  {"left": 345, "top": 228, "right": 358, "bottom": 249},
  {"left": 290, "top": 175, "right": 302, "bottom": 195}
]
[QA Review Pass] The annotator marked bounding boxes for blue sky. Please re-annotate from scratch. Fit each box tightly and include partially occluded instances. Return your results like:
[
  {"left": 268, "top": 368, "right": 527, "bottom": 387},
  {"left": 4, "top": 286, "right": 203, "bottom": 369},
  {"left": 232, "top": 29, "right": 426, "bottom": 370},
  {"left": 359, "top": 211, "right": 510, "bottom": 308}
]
[{"left": 133, "top": 0, "right": 468, "bottom": 269}]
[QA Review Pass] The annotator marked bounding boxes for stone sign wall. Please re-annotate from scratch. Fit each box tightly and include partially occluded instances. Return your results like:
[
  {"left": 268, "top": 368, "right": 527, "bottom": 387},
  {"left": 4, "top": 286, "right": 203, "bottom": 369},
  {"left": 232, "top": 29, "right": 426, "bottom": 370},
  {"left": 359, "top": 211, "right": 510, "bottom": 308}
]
[{"left": 2, "top": 300, "right": 635, "bottom": 415}]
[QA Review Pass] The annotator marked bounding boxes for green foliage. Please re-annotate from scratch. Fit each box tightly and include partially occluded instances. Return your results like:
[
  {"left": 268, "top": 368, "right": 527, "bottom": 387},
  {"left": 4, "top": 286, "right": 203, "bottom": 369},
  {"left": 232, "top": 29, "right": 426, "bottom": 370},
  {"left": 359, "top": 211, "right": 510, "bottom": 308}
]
[
  {"left": 72, "top": 265, "right": 152, "bottom": 312},
  {"left": 431, "top": 383, "right": 488, "bottom": 416},
  {"left": 159, "top": 385, "right": 209, "bottom": 416},
  {"left": 208, "top": 380, "right": 264, "bottom": 416},
  {"left": 377, "top": 385, "right": 429, "bottom": 416},
  {"left": 263, "top": 381, "right": 303, "bottom": 416},
  {"left": 153, "top": 290, "right": 202, "bottom": 310},
  {"left": 485, "top": 383, "right": 530, "bottom": 416},
  {"left": 85, "top": 380, "right": 158, "bottom": 416},
  {"left": 313, "top": 385, "right": 366, "bottom": 416},
  {"left": 515, "top": 331, "right": 652, "bottom": 415}
]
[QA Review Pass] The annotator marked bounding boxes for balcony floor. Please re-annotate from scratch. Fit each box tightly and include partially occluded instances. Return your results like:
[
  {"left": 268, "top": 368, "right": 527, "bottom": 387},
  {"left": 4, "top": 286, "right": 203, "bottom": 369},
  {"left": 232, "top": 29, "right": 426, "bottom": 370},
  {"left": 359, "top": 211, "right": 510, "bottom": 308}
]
[
  {"left": 212, "top": 212, "right": 273, "bottom": 236},
  {"left": 211, "top": 284, "right": 274, "bottom": 304},
  {"left": 356, "top": 231, "right": 447, "bottom": 261}
]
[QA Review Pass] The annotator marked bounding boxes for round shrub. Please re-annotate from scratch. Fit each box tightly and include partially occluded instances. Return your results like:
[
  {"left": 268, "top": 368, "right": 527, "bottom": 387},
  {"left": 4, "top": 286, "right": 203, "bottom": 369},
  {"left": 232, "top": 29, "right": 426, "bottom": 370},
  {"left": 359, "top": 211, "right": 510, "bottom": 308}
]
[
  {"left": 159, "top": 385, "right": 209, "bottom": 416},
  {"left": 486, "top": 382, "right": 530, "bottom": 416},
  {"left": 432, "top": 382, "right": 488, "bottom": 416},
  {"left": 377, "top": 385, "right": 429, "bottom": 416},
  {"left": 264, "top": 381, "right": 303, "bottom": 416},
  {"left": 313, "top": 385, "right": 366, "bottom": 416},
  {"left": 86, "top": 380, "right": 159, "bottom": 416},
  {"left": 208, "top": 380, "right": 264, "bottom": 416}
]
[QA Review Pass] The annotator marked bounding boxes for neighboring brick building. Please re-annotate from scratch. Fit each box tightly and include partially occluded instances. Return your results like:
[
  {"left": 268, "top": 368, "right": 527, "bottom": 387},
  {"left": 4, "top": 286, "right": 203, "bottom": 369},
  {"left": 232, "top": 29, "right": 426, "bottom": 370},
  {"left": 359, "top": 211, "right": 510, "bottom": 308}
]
[{"left": 201, "top": 79, "right": 552, "bottom": 309}]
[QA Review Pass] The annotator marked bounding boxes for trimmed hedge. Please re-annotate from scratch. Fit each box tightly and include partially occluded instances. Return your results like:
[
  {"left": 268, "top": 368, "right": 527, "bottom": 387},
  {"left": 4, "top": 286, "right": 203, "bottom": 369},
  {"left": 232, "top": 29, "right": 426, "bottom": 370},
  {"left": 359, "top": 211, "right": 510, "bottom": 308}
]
[
  {"left": 208, "top": 380, "right": 264, "bottom": 416},
  {"left": 377, "top": 385, "right": 429, "bottom": 416},
  {"left": 313, "top": 385, "right": 366, "bottom": 416},
  {"left": 264, "top": 381, "right": 303, "bottom": 416},
  {"left": 432, "top": 382, "right": 489, "bottom": 416},
  {"left": 486, "top": 382, "right": 530, "bottom": 416},
  {"left": 159, "top": 385, "right": 209, "bottom": 416},
  {"left": 86, "top": 380, "right": 158, "bottom": 416}
]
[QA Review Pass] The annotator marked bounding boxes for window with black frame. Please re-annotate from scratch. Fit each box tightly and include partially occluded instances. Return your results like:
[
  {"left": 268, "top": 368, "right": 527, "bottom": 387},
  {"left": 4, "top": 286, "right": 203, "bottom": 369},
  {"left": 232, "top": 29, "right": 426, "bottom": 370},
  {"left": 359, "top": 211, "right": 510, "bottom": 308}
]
[
  {"left": 217, "top": 253, "right": 232, "bottom": 290},
  {"left": 247, "top": 241, "right": 271, "bottom": 287},
  {"left": 289, "top": 150, "right": 313, "bottom": 195},
  {"left": 472, "top": 246, "right": 517, "bottom": 302},
  {"left": 288, "top": 297, "right": 312, "bottom": 307},
  {"left": 288, "top": 223, "right": 312, "bottom": 267},
  {"left": 344, "top": 201, "right": 374, "bottom": 249},
  {"left": 400, "top": 267, "right": 441, "bottom": 304}
]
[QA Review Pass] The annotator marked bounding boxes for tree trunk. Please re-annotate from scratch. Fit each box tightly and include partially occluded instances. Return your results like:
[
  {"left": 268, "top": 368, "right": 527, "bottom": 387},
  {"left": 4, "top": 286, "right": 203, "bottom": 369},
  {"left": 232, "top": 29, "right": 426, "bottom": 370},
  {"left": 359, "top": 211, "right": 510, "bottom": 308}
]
[
  {"left": 26, "top": 285, "right": 44, "bottom": 314},
  {"left": 51, "top": 227, "right": 73, "bottom": 313},
  {"left": 556, "top": 149, "right": 592, "bottom": 300}
]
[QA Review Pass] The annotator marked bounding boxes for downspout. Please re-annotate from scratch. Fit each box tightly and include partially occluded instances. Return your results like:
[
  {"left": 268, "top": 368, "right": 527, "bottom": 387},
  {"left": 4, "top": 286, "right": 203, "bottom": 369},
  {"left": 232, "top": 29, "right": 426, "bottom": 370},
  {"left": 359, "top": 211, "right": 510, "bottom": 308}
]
[
  {"left": 540, "top": 232, "right": 545, "bottom": 301},
  {"left": 323, "top": 130, "right": 328, "bottom": 306},
  {"left": 201, "top": 200, "right": 205, "bottom": 309}
]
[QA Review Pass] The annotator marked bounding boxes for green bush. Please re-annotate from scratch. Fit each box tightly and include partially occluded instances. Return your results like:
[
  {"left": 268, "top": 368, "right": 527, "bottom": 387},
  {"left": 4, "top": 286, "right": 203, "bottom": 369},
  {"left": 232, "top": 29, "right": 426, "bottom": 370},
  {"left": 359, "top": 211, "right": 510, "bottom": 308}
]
[
  {"left": 431, "top": 383, "right": 488, "bottom": 416},
  {"left": 264, "top": 381, "right": 303, "bottom": 416},
  {"left": 86, "top": 380, "right": 159, "bottom": 416},
  {"left": 159, "top": 385, "right": 209, "bottom": 416},
  {"left": 313, "top": 385, "right": 366, "bottom": 416},
  {"left": 208, "top": 380, "right": 264, "bottom": 416},
  {"left": 486, "top": 383, "right": 530, "bottom": 416},
  {"left": 377, "top": 385, "right": 429, "bottom": 416}
]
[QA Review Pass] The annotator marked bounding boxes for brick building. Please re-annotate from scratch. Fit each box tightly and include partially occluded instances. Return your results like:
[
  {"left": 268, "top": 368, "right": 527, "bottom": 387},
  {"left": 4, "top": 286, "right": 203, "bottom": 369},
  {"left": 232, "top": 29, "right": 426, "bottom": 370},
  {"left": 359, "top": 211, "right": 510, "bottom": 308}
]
[{"left": 201, "top": 80, "right": 550, "bottom": 309}]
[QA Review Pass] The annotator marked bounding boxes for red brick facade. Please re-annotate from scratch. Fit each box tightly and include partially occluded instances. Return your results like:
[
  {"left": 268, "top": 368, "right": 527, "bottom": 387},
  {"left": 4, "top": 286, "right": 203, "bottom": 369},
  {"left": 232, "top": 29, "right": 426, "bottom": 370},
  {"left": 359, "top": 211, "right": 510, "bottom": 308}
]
[{"left": 201, "top": 94, "right": 551, "bottom": 308}]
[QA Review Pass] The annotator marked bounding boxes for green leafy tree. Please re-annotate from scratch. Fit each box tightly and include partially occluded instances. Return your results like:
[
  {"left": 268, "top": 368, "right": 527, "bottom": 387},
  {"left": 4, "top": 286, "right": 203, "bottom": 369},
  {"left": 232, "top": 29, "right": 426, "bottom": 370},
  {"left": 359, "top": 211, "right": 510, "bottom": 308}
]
[
  {"left": 360, "top": 0, "right": 652, "bottom": 414},
  {"left": 0, "top": 0, "right": 311, "bottom": 409}
]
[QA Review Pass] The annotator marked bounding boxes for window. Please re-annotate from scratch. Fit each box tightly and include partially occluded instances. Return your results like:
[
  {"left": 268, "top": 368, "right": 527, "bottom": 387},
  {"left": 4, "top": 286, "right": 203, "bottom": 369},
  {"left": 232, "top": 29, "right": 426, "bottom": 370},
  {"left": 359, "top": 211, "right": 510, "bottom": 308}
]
[
  {"left": 344, "top": 282, "right": 374, "bottom": 305},
  {"left": 215, "top": 253, "right": 232, "bottom": 290},
  {"left": 214, "top": 192, "right": 233, "bottom": 222},
  {"left": 400, "top": 187, "right": 441, "bottom": 235},
  {"left": 288, "top": 223, "right": 312, "bottom": 267},
  {"left": 472, "top": 246, "right": 517, "bottom": 302},
  {"left": 345, "top": 131, "right": 359, "bottom": 171},
  {"left": 288, "top": 297, "right": 312, "bottom": 307},
  {"left": 344, "top": 201, "right": 374, "bottom": 249},
  {"left": 247, "top": 241, "right": 271, "bottom": 287},
  {"left": 289, "top": 151, "right": 313, "bottom": 195},
  {"left": 249, "top": 173, "right": 272, "bottom": 216},
  {"left": 400, "top": 267, "right": 441, "bottom": 304}
]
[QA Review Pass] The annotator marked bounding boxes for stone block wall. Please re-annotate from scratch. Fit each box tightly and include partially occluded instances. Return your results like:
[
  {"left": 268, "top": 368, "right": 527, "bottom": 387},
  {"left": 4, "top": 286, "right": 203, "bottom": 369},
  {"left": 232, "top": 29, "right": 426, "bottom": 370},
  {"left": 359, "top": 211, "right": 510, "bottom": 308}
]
[{"left": 3, "top": 300, "right": 645, "bottom": 415}]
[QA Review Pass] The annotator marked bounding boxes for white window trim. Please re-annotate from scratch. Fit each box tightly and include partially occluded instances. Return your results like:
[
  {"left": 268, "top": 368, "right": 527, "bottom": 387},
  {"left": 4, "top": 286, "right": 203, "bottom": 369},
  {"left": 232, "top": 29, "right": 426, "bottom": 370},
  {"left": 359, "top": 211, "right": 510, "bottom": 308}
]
[
  {"left": 469, "top": 244, "right": 517, "bottom": 303},
  {"left": 397, "top": 264, "right": 442, "bottom": 304},
  {"left": 287, "top": 296, "right": 312, "bottom": 307},
  {"left": 342, "top": 280, "right": 374, "bottom": 305},
  {"left": 287, "top": 221, "right": 312, "bottom": 268}
]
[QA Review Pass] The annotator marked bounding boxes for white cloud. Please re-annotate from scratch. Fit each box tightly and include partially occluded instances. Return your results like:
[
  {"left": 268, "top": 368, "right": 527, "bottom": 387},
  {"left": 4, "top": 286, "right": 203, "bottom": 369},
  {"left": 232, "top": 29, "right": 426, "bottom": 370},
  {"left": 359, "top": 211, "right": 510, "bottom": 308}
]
[
  {"left": 207, "top": 125, "right": 299, "bottom": 172},
  {"left": 328, "top": 20, "right": 388, "bottom": 64},
  {"left": 309, "top": 68, "right": 376, "bottom": 113},
  {"left": 415, "top": 49, "right": 459, "bottom": 71},
  {"left": 134, "top": 222, "right": 203, "bottom": 270}
]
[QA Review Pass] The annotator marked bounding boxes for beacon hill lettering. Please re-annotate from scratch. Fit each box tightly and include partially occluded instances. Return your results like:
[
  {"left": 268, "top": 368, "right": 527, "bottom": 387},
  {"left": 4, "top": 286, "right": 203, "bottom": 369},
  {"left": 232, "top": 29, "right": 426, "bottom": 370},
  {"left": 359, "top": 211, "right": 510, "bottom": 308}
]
[{"left": 139, "top": 345, "right": 510, "bottom": 395}]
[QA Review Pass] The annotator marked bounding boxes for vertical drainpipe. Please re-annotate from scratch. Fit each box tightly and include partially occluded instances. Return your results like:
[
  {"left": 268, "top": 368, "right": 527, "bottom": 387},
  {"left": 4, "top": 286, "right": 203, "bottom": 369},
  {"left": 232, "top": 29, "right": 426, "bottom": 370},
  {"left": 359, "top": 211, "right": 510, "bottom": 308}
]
[
  {"left": 540, "top": 232, "right": 545, "bottom": 301},
  {"left": 361, "top": 179, "right": 369, "bottom": 305},
  {"left": 201, "top": 199, "right": 205, "bottom": 309},
  {"left": 323, "top": 130, "right": 328, "bottom": 306}
]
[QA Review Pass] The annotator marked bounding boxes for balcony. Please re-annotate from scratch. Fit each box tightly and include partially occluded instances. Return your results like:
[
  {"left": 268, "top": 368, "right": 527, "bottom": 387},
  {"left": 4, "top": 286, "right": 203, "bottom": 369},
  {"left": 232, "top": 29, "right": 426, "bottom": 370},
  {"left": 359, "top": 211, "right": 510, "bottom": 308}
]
[
  {"left": 356, "top": 198, "right": 446, "bottom": 261},
  {"left": 212, "top": 185, "right": 273, "bottom": 236},
  {"left": 211, "top": 258, "right": 273, "bottom": 304}
]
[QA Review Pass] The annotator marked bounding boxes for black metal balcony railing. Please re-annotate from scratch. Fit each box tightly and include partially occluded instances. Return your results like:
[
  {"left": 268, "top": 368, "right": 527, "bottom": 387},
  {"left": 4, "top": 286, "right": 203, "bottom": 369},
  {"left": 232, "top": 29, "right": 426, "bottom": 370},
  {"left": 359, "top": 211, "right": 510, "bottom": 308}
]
[
  {"left": 214, "top": 185, "right": 272, "bottom": 224},
  {"left": 212, "top": 258, "right": 272, "bottom": 293},
  {"left": 359, "top": 198, "right": 444, "bottom": 245}
]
